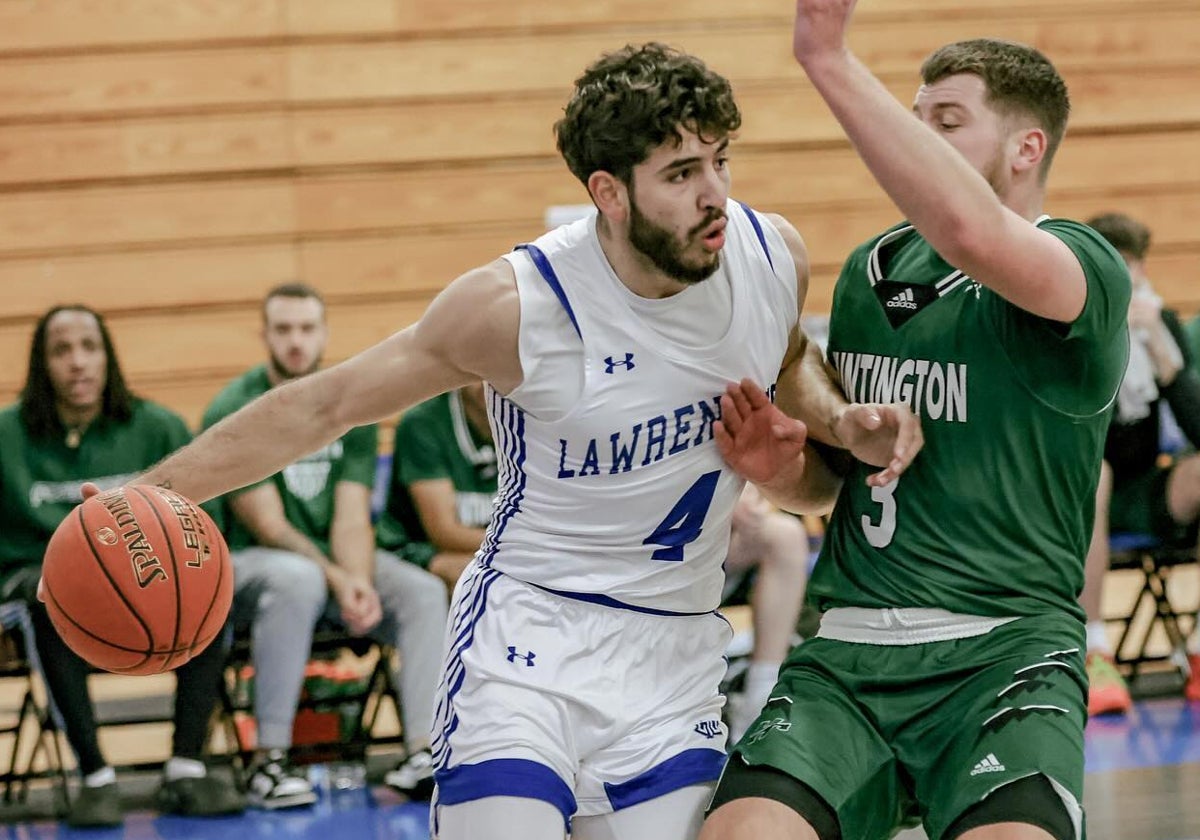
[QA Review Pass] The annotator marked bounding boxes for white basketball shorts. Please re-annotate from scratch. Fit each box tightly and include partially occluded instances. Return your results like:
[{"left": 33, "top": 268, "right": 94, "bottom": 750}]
[{"left": 430, "top": 561, "right": 732, "bottom": 828}]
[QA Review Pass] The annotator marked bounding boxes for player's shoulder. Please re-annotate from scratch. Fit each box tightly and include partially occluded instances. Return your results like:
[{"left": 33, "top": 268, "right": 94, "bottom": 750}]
[
  {"left": 1041, "top": 216, "right": 1130, "bottom": 294},
  {"left": 1041, "top": 217, "right": 1125, "bottom": 262}
]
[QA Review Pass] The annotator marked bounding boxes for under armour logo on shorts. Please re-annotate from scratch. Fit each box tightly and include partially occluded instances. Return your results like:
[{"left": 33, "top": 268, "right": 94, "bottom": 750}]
[{"left": 506, "top": 646, "right": 536, "bottom": 666}]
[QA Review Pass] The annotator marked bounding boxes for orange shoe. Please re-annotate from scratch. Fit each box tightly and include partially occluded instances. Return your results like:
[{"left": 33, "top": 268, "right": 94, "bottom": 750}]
[
  {"left": 1185, "top": 654, "right": 1200, "bottom": 702},
  {"left": 1086, "top": 652, "right": 1132, "bottom": 717}
]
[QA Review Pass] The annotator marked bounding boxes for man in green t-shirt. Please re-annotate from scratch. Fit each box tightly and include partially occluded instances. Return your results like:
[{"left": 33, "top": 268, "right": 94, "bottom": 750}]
[
  {"left": 204, "top": 283, "right": 448, "bottom": 808},
  {"left": 377, "top": 383, "right": 498, "bottom": 590},
  {"left": 0, "top": 306, "right": 243, "bottom": 826},
  {"left": 702, "top": 8, "right": 1130, "bottom": 840}
]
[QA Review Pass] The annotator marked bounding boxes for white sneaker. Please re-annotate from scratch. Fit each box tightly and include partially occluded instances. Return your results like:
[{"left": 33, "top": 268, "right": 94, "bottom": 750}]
[
  {"left": 246, "top": 750, "right": 317, "bottom": 810},
  {"left": 384, "top": 748, "right": 435, "bottom": 799}
]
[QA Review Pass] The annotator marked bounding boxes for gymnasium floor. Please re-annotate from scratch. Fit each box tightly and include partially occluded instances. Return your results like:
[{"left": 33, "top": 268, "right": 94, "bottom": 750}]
[
  {"left": 0, "top": 696, "right": 1196, "bottom": 840},
  {"left": 3, "top": 563, "right": 1198, "bottom": 840}
]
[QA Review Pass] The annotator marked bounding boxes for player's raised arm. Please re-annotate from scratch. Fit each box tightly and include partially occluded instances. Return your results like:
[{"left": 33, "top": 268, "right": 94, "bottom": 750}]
[
  {"left": 138, "top": 260, "right": 521, "bottom": 505},
  {"left": 792, "top": 0, "right": 1086, "bottom": 322}
]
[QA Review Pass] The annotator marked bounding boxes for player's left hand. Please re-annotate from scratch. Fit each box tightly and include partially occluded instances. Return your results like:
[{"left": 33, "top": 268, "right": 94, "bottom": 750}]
[
  {"left": 715, "top": 379, "right": 808, "bottom": 485},
  {"left": 833, "top": 402, "right": 924, "bottom": 487}
]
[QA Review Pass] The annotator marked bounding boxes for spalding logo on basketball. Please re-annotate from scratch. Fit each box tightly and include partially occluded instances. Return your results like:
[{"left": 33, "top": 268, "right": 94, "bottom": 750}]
[{"left": 41, "top": 485, "right": 233, "bottom": 676}]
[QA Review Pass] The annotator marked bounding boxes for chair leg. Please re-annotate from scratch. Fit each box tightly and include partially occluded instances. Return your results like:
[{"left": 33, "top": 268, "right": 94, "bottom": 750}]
[{"left": 1143, "top": 558, "right": 1190, "bottom": 682}]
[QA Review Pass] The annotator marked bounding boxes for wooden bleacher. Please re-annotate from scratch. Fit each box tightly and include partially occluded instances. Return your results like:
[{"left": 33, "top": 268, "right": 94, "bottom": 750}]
[{"left": 0, "top": 0, "right": 1197, "bottom": 430}]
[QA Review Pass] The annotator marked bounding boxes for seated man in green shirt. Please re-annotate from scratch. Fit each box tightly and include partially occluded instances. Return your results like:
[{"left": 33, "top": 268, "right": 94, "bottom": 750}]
[
  {"left": 377, "top": 383, "right": 498, "bottom": 591},
  {"left": 204, "top": 283, "right": 449, "bottom": 808},
  {"left": 0, "top": 306, "right": 243, "bottom": 826}
]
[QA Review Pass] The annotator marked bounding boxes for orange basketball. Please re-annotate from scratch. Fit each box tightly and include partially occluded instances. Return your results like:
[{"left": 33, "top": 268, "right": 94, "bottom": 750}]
[{"left": 41, "top": 485, "right": 233, "bottom": 676}]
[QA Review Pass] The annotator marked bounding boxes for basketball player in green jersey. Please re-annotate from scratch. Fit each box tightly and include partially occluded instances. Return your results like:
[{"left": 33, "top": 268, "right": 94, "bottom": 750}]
[
  {"left": 701, "top": 3, "right": 1130, "bottom": 840},
  {"left": 376, "top": 383, "right": 498, "bottom": 591}
]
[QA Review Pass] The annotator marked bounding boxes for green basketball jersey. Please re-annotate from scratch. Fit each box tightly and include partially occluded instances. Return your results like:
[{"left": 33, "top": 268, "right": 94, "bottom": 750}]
[
  {"left": 809, "top": 219, "right": 1130, "bottom": 620},
  {"left": 202, "top": 365, "right": 378, "bottom": 555},
  {"left": 377, "top": 391, "right": 498, "bottom": 551},
  {"left": 0, "top": 399, "right": 191, "bottom": 579}
]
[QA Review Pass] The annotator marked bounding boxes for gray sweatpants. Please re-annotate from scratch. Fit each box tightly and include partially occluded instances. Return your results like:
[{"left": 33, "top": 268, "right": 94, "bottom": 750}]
[{"left": 231, "top": 547, "right": 449, "bottom": 752}]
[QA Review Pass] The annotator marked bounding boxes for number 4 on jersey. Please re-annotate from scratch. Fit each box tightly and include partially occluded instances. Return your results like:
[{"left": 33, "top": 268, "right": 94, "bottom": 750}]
[{"left": 643, "top": 470, "right": 720, "bottom": 561}]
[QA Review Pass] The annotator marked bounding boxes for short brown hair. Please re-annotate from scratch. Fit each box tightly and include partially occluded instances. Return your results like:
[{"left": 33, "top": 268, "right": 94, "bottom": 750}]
[
  {"left": 262, "top": 282, "right": 324, "bottom": 321},
  {"left": 555, "top": 43, "right": 741, "bottom": 187},
  {"left": 921, "top": 39, "right": 1070, "bottom": 180},
  {"left": 1086, "top": 213, "right": 1151, "bottom": 260}
]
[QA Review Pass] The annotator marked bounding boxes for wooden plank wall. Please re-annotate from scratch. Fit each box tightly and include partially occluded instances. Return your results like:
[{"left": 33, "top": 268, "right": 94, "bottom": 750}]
[{"left": 1, "top": 0, "right": 1197, "bottom": 429}]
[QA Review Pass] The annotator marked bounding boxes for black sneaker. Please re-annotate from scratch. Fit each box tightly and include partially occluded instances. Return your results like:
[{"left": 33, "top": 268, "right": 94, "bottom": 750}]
[
  {"left": 67, "top": 781, "right": 123, "bottom": 828},
  {"left": 157, "top": 773, "right": 247, "bottom": 817},
  {"left": 383, "top": 748, "right": 435, "bottom": 800},
  {"left": 245, "top": 750, "right": 317, "bottom": 810}
]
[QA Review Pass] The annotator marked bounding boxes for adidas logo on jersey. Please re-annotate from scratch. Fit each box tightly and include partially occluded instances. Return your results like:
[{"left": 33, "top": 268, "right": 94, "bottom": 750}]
[
  {"left": 969, "top": 753, "right": 1006, "bottom": 776},
  {"left": 886, "top": 288, "right": 918, "bottom": 310}
]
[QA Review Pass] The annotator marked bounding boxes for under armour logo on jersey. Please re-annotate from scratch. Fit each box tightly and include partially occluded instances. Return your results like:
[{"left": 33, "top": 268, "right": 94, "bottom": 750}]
[
  {"left": 604, "top": 353, "right": 636, "bottom": 374},
  {"left": 693, "top": 720, "right": 722, "bottom": 739},
  {"left": 963, "top": 280, "right": 983, "bottom": 299},
  {"left": 506, "top": 646, "right": 536, "bottom": 666}
]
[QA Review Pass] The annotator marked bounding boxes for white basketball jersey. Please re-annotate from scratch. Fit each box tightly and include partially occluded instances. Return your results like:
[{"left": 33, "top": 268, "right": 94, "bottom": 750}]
[{"left": 484, "top": 200, "right": 797, "bottom": 613}]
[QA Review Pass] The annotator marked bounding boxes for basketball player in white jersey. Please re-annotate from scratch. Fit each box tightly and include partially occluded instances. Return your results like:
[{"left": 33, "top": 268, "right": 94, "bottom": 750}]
[{"left": 60, "top": 43, "right": 924, "bottom": 839}]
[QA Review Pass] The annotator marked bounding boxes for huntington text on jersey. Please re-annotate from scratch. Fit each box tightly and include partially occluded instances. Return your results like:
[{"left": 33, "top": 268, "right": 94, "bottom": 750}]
[{"left": 832, "top": 351, "right": 967, "bottom": 422}]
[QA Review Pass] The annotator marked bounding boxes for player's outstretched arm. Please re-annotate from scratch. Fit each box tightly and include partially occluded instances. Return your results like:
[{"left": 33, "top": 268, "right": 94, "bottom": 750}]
[
  {"left": 792, "top": 0, "right": 1086, "bottom": 322},
  {"left": 775, "top": 331, "right": 923, "bottom": 486},
  {"left": 136, "top": 260, "right": 521, "bottom": 505}
]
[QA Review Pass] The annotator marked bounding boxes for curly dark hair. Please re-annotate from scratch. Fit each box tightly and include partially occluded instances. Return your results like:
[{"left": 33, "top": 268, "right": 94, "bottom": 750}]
[
  {"left": 1087, "top": 212, "right": 1151, "bottom": 260},
  {"left": 921, "top": 39, "right": 1070, "bottom": 180},
  {"left": 19, "top": 305, "right": 135, "bottom": 439},
  {"left": 555, "top": 42, "right": 742, "bottom": 187}
]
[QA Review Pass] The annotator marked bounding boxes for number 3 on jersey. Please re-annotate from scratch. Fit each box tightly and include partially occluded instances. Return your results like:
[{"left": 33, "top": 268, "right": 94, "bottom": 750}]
[
  {"left": 861, "top": 477, "right": 899, "bottom": 548},
  {"left": 643, "top": 470, "right": 720, "bottom": 561}
]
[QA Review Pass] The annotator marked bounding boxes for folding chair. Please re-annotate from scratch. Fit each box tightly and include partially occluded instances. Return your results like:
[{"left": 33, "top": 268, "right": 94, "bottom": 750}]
[
  {"left": 0, "top": 601, "right": 68, "bottom": 809},
  {"left": 1104, "top": 532, "right": 1196, "bottom": 687},
  {"left": 218, "top": 624, "right": 402, "bottom": 769}
]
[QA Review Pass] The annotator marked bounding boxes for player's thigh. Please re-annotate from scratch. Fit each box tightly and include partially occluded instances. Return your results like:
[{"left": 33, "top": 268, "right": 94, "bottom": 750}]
[
  {"left": 573, "top": 611, "right": 730, "bottom": 817},
  {"left": 370, "top": 548, "right": 447, "bottom": 620},
  {"left": 720, "top": 639, "right": 906, "bottom": 839},
  {"left": 572, "top": 783, "right": 714, "bottom": 840},
  {"left": 434, "top": 795, "right": 566, "bottom": 840},
  {"left": 906, "top": 617, "right": 1087, "bottom": 840},
  {"left": 229, "top": 547, "right": 325, "bottom": 623},
  {"left": 433, "top": 568, "right": 583, "bottom": 777}
]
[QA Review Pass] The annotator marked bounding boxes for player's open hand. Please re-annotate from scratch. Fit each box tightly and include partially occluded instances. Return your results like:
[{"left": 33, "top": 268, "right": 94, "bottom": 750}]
[
  {"left": 833, "top": 402, "right": 924, "bottom": 487},
  {"left": 793, "top": 0, "right": 857, "bottom": 65},
  {"left": 714, "top": 379, "right": 808, "bottom": 484}
]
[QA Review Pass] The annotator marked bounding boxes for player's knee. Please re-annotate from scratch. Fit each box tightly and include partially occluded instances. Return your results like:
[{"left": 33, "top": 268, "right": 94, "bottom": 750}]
[
  {"left": 761, "top": 515, "right": 809, "bottom": 572},
  {"left": 258, "top": 555, "right": 326, "bottom": 614}
]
